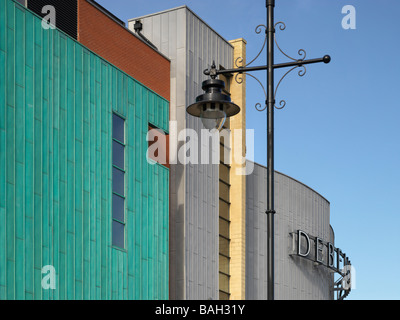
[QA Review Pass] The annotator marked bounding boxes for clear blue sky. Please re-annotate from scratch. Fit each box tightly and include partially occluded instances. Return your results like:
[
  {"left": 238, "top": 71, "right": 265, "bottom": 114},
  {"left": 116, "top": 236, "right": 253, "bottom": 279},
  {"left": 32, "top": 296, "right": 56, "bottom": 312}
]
[{"left": 97, "top": 0, "right": 400, "bottom": 300}]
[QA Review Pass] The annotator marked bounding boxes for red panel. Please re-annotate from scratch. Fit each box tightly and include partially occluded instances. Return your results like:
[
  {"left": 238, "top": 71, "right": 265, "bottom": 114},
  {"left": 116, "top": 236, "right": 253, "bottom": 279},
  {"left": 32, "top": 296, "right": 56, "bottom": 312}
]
[{"left": 77, "top": 0, "right": 170, "bottom": 101}]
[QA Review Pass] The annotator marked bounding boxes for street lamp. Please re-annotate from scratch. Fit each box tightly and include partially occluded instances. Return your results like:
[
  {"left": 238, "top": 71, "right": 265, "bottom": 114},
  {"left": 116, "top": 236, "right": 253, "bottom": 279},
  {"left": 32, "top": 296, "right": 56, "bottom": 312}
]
[
  {"left": 186, "top": 0, "right": 331, "bottom": 300},
  {"left": 187, "top": 76, "right": 241, "bottom": 131}
]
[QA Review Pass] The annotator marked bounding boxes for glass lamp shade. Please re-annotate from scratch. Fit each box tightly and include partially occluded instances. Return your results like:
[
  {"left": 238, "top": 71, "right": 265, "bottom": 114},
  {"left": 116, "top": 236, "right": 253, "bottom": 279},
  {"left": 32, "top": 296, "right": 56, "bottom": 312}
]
[
  {"left": 187, "top": 79, "right": 240, "bottom": 131},
  {"left": 200, "top": 103, "right": 227, "bottom": 131}
]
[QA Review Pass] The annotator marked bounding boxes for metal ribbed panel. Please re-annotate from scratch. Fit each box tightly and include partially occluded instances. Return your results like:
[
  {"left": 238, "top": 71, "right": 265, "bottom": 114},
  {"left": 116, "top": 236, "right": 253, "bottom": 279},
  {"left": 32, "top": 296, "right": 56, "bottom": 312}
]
[
  {"left": 1, "top": 0, "right": 169, "bottom": 299},
  {"left": 129, "top": 6, "right": 234, "bottom": 300},
  {"left": 185, "top": 9, "right": 233, "bottom": 301},
  {"left": 246, "top": 162, "right": 333, "bottom": 300}
]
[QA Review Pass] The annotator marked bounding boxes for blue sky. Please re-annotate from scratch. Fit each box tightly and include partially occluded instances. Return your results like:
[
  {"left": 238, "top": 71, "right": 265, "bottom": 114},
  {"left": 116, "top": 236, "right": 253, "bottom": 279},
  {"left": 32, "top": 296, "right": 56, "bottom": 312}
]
[{"left": 97, "top": 0, "right": 400, "bottom": 300}]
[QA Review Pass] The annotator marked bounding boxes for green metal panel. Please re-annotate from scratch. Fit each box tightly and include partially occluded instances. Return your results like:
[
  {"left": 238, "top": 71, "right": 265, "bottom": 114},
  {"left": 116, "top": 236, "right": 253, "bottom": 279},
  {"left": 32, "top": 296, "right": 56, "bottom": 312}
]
[
  {"left": 0, "top": 2, "right": 5, "bottom": 52},
  {"left": 0, "top": 0, "right": 169, "bottom": 300},
  {"left": 0, "top": 50, "right": 4, "bottom": 132}
]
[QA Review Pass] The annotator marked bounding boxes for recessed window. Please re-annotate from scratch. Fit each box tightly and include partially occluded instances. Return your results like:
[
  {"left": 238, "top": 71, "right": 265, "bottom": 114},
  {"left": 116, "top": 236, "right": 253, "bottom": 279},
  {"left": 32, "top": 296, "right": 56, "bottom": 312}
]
[
  {"left": 112, "top": 167, "right": 125, "bottom": 196},
  {"left": 112, "top": 193, "right": 125, "bottom": 223},
  {"left": 112, "top": 220, "right": 125, "bottom": 249},
  {"left": 113, "top": 140, "right": 125, "bottom": 169},
  {"left": 112, "top": 113, "right": 125, "bottom": 249},
  {"left": 113, "top": 114, "right": 125, "bottom": 144}
]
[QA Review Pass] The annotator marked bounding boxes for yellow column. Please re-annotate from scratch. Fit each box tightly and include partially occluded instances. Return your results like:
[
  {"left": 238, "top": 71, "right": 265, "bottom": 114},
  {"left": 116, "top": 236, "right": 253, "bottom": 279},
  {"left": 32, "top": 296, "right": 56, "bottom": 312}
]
[{"left": 228, "top": 38, "right": 247, "bottom": 300}]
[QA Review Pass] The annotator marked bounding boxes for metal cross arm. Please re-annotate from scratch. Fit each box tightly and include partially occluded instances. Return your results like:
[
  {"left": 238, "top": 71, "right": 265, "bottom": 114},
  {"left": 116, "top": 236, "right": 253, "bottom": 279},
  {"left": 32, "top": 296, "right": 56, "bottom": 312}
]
[{"left": 204, "top": 55, "right": 331, "bottom": 78}]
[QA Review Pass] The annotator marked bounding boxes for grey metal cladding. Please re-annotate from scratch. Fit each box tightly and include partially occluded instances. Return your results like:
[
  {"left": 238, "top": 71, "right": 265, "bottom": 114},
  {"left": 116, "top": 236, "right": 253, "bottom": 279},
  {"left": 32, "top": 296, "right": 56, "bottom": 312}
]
[
  {"left": 185, "top": 8, "right": 233, "bottom": 301},
  {"left": 129, "top": 6, "right": 234, "bottom": 300},
  {"left": 246, "top": 162, "right": 334, "bottom": 300}
]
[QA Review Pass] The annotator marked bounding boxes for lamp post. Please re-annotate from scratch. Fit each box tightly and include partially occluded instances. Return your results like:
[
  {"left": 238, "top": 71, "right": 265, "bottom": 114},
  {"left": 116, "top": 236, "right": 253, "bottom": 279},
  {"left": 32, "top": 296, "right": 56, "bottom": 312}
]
[{"left": 187, "top": 0, "right": 330, "bottom": 300}]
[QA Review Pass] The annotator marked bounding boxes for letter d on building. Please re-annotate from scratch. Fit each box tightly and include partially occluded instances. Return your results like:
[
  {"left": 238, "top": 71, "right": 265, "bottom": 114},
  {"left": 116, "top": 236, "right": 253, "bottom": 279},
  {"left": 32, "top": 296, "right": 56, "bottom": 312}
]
[{"left": 297, "top": 230, "right": 310, "bottom": 257}]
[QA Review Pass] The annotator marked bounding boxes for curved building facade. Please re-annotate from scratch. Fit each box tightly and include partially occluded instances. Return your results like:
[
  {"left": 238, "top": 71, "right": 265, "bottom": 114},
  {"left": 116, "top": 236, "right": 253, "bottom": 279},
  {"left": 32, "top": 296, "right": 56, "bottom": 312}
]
[{"left": 246, "top": 162, "right": 334, "bottom": 300}]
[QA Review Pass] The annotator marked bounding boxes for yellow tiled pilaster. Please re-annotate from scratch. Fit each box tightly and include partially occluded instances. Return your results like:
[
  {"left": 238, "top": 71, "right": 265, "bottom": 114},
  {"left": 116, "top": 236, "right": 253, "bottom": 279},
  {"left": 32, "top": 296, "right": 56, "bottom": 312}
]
[{"left": 228, "top": 38, "right": 247, "bottom": 300}]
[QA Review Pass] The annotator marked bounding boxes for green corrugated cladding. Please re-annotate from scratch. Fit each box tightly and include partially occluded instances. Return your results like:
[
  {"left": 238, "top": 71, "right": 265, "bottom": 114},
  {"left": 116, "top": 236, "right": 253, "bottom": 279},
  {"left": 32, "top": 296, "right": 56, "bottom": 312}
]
[{"left": 0, "top": 0, "right": 170, "bottom": 299}]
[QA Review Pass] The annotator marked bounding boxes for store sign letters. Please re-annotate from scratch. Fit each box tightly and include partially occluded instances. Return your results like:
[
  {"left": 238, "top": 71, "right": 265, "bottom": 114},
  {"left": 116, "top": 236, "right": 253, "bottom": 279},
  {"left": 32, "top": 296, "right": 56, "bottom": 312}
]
[{"left": 293, "top": 230, "right": 351, "bottom": 274}]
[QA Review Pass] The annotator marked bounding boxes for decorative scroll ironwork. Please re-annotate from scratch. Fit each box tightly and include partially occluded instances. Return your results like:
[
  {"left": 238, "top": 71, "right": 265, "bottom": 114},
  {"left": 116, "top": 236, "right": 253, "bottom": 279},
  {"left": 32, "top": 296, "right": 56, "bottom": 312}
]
[
  {"left": 273, "top": 21, "right": 308, "bottom": 109},
  {"left": 203, "top": 61, "right": 218, "bottom": 79},
  {"left": 232, "top": 24, "right": 269, "bottom": 112},
  {"left": 235, "top": 72, "right": 267, "bottom": 112},
  {"left": 274, "top": 65, "right": 306, "bottom": 110},
  {"left": 232, "top": 21, "right": 312, "bottom": 111},
  {"left": 234, "top": 72, "right": 244, "bottom": 85},
  {"left": 235, "top": 24, "right": 268, "bottom": 69},
  {"left": 274, "top": 22, "right": 307, "bottom": 62},
  {"left": 203, "top": 21, "right": 322, "bottom": 112}
]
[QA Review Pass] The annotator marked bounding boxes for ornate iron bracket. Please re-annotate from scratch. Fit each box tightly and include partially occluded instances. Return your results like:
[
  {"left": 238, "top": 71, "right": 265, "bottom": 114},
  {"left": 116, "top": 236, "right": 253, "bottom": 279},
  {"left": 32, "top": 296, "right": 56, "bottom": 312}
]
[
  {"left": 274, "top": 22, "right": 307, "bottom": 63},
  {"left": 203, "top": 21, "right": 330, "bottom": 112},
  {"left": 236, "top": 72, "right": 268, "bottom": 112},
  {"left": 235, "top": 24, "right": 268, "bottom": 70},
  {"left": 273, "top": 21, "right": 307, "bottom": 110},
  {"left": 274, "top": 65, "right": 307, "bottom": 110}
]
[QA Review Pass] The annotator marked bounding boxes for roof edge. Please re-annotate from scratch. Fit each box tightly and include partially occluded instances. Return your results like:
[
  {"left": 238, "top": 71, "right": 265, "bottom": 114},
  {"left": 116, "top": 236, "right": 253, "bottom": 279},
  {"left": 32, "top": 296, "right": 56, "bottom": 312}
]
[
  {"left": 128, "top": 5, "right": 234, "bottom": 48},
  {"left": 87, "top": 0, "right": 170, "bottom": 62},
  {"left": 87, "top": 0, "right": 126, "bottom": 27},
  {"left": 248, "top": 160, "right": 331, "bottom": 205}
]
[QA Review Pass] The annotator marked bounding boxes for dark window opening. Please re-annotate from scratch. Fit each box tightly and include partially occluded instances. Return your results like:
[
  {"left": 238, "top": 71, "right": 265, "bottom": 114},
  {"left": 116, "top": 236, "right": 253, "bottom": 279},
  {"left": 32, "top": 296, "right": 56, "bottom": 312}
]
[
  {"left": 113, "top": 114, "right": 125, "bottom": 144},
  {"left": 112, "top": 167, "right": 125, "bottom": 196},
  {"left": 112, "top": 140, "right": 125, "bottom": 169},
  {"left": 112, "top": 113, "right": 125, "bottom": 249}
]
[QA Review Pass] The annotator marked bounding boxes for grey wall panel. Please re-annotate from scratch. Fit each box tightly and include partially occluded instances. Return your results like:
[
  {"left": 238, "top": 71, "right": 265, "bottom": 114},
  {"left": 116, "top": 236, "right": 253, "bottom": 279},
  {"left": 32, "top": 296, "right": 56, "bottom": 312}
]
[
  {"left": 129, "top": 6, "right": 234, "bottom": 300},
  {"left": 246, "top": 162, "right": 334, "bottom": 300},
  {"left": 184, "top": 9, "right": 232, "bottom": 300}
]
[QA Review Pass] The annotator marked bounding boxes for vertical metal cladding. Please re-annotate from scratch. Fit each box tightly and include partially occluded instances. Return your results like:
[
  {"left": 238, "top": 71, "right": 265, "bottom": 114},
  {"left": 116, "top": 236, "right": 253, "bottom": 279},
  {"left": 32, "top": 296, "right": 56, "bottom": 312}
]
[
  {"left": 246, "top": 162, "right": 334, "bottom": 300},
  {"left": 129, "top": 6, "right": 234, "bottom": 300},
  {"left": 0, "top": 0, "right": 169, "bottom": 299},
  {"left": 184, "top": 8, "right": 233, "bottom": 301}
]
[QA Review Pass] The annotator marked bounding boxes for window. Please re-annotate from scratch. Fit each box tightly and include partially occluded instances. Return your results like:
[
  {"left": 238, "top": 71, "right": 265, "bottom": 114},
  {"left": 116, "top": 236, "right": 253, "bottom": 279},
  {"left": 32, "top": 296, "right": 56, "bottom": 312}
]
[{"left": 112, "top": 113, "right": 125, "bottom": 249}]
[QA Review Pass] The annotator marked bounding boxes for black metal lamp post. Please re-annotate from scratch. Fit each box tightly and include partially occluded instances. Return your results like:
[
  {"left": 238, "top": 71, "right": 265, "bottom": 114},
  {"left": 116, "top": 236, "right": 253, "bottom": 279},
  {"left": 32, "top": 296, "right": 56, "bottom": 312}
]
[{"left": 187, "top": 0, "right": 330, "bottom": 300}]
